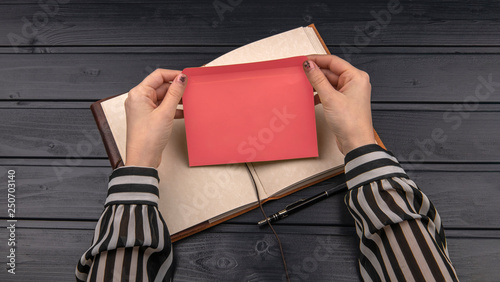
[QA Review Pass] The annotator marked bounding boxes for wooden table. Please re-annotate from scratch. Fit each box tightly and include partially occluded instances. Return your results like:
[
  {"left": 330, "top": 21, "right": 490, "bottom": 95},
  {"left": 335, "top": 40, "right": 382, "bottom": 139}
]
[{"left": 1, "top": 1, "right": 499, "bottom": 281}]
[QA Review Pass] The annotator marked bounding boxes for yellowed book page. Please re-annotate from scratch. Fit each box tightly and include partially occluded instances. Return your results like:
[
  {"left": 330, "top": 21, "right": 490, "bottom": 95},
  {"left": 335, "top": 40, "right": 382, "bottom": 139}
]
[
  {"left": 101, "top": 94, "right": 260, "bottom": 235},
  {"left": 250, "top": 106, "right": 345, "bottom": 197},
  {"left": 206, "top": 26, "right": 327, "bottom": 67}
]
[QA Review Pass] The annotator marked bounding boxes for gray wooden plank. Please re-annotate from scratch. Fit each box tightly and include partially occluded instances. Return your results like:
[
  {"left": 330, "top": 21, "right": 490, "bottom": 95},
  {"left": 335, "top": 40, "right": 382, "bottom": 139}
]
[
  {"left": 0, "top": 225, "right": 497, "bottom": 281},
  {"left": 2, "top": 1, "right": 500, "bottom": 48},
  {"left": 0, "top": 108, "right": 498, "bottom": 161},
  {"left": 0, "top": 158, "right": 109, "bottom": 166},
  {"left": 0, "top": 51, "right": 222, "bottom": 101},
  {"left": 372, "top": 111, "right": 500, "bottom": 163},
  {"left": 0, "top": 108, "right": 106, "bottom": 157},
  {"left": 355, "top": 54, "right": 500, "bottom": 103},
  {"left": 3, "top": 46, "right": 500, "bottom": 54},
  {"left": 0, "top": 164, "right": 499, "bottom": 229},
  {"left": 4, "top": 101, "right": 500, "bottom": 111},
  {"left": 1, "top": 52, "right": 500, "bottom": 102},
  {"left": 0, "top": 165, "right": 109, "bottom": 220},
  {"left": 0, "top": 101, "right": 98, "bottom": 109}
]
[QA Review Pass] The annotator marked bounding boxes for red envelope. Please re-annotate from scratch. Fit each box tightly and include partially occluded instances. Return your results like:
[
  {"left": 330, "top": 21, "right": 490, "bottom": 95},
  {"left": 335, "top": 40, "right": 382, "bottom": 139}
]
[{"left": 182, "top": 56, "right": 318, "bottom": 166}]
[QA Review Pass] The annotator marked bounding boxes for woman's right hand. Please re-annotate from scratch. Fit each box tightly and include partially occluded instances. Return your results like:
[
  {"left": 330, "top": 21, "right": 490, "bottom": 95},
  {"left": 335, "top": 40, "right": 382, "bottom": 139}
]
[{"left": 303, "top": 55, "right": 377, "bottom": 155}]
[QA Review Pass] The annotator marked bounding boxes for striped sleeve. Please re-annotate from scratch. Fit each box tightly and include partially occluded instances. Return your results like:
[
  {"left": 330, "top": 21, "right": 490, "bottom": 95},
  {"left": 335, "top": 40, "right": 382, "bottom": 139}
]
[
  {"left": 76, "top": 166, "right": 173, "bottom": 282},
  {"left": 344, "top": 144, "right": 459, "bottom": 282}
]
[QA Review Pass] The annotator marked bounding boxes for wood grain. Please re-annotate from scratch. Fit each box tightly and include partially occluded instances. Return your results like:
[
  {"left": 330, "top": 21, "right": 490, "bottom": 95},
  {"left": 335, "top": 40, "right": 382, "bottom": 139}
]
[
  {"left": 0, "top": 108, "right": 106, "bottom": 157},
  {"left": 0, "top": 225, "right": 498, "bottom": 281},
  {"left": 2, "top": 1, "right": 500, "bottom": 47},
  {"left": 0, "top": 1, "right": 499, "bottom": 280},
  {"left": 1, "top": 52, "right": 500, "bottom": 102},
  {"left": 1, "top": 164, "right": 499, "bottom": 229},
  {"left": 1, "top": 108, "right": 498, "bottom": 162},
  {"left": 373, "top": 111, "right": 500, "bottom": 162}
]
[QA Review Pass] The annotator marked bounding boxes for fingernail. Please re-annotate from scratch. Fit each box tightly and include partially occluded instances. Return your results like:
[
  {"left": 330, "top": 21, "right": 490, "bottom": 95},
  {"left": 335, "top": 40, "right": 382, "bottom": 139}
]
[
  {"left": 177, "top": 74, "right": 187, "bottom": 84},
  {"left": 303, "top": 60, "right": 314, "bottom": 71}
]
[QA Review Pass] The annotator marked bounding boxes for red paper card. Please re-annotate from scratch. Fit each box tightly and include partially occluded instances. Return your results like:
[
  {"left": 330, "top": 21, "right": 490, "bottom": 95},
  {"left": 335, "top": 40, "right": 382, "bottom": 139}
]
[{"left": 182, "top": 56, "right": 318, "bottom": 166}]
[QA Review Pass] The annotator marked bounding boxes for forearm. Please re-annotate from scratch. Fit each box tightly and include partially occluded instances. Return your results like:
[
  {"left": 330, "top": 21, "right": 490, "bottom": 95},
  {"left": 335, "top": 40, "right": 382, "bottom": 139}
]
[
  {"left": 344, "top": 144, "right": 458, "bottom": 281},
  {"left": 76, "top": 166, "right": 173, "bottom": 282}
]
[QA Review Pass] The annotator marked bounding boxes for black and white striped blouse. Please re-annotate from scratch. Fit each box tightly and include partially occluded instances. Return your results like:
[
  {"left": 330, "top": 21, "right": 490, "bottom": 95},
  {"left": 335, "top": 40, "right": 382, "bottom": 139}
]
[
  {"left": 345, "top": 144, "right": 458, "bottom": 281},
  {"left": 76, "top": 166, "right": 173, "bottom": 282},
  {"left": 76, "top": 144, "right": 458, "bottom": 281}
]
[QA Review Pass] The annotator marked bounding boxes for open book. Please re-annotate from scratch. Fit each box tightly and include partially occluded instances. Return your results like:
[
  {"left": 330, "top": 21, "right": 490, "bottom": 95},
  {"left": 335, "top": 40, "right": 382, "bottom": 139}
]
[{"left": 91, "top": 24, "right": 385, "bottom": 241}]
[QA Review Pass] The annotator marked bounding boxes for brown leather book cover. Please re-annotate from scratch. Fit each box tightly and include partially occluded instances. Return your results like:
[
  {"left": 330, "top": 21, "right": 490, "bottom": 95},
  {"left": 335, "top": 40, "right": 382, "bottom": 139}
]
[
  {"left": 90, "top": 24, "right": 385, "bottom": 242},
  {"left": 90, "top": 94, "right": 125, "bottom": 169}
]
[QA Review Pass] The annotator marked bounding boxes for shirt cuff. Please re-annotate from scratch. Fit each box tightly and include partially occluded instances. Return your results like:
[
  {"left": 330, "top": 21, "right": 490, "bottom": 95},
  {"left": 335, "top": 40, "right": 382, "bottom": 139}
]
[
  {"left": 344, "top": 144, "right": 407, "bottom": 190},
  {"left": 105, "top": 166, "right": 160, "bottom": 207}
]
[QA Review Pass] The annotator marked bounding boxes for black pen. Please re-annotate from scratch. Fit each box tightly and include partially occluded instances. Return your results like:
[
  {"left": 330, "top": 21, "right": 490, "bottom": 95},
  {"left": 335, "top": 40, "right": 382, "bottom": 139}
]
[{"left": 257, "top": 182, "right": 348, "bottom": 226}]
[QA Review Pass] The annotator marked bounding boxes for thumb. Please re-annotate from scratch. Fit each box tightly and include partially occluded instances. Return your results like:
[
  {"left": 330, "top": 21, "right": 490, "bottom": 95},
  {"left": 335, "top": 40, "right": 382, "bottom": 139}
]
[
  {"left": 157, "top": 73, "right": 187, "bottom": 118},
  {"left": 303, "top": 60, "right": 340, "bottom": 106}
]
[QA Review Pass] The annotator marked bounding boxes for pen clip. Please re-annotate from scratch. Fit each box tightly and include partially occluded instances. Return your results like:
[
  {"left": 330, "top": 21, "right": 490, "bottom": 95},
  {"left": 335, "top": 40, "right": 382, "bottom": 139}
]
[{"left": 286, "top": 198, "right": 306, "bottom": 210}]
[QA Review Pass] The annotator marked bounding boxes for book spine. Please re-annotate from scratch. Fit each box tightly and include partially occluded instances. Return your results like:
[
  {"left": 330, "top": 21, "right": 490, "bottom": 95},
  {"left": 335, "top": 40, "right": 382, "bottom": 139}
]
[{"left": 90, "top": 100, "right": 124, "bottom": 169}]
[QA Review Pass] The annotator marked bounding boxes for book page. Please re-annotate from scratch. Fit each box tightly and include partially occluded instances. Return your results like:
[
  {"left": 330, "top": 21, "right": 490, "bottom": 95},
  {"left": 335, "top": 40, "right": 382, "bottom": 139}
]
[
  {"left": 206, "top": 27, "right": 326, "bottom": 67},
  {"left": 251, "top": 106, "right": 345, "bottom": 197},
  {"left": 101, "top": 94, "right": 260, "bottom": 235}
]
